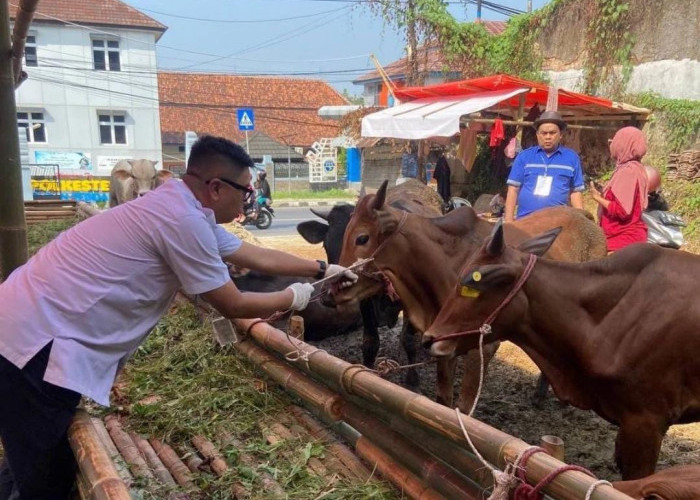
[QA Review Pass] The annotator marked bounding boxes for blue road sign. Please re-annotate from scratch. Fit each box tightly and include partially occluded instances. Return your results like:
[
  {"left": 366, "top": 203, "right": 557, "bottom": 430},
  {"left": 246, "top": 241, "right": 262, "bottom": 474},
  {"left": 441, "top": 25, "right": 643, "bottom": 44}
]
[{"left": 237, "top": 108, "right": 255, "bottom": 131}]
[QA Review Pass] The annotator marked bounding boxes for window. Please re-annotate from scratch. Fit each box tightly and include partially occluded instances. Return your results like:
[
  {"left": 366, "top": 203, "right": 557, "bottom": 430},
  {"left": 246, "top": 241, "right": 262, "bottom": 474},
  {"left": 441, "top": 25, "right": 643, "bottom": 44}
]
[
  {"left": 17, "top": 111, "right": 46, "bottom": 143},
  {"left": 25, "top": 35, "right": 37, "bottom": 67},
  {"left": 99, "top": 113, "right": 126, "bottom": 144},
  {"left": 92, "top": 39, "right": 120, "bottom": 71}
]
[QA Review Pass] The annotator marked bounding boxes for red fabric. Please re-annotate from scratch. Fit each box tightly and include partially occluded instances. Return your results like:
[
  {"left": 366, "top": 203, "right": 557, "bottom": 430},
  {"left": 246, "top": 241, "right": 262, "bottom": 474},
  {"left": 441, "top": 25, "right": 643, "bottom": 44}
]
[
  {"left": 490, "top": 118, "right": 505, "bottom": 147},
  {"left": 599, "top": 187, "right": 647, "bottom": 252},
  {"left": 605, "top": 127, "right": 649, "bottom": 214},
  {"left": 393, "top": 74, "right": 616, "bottom": 111}
]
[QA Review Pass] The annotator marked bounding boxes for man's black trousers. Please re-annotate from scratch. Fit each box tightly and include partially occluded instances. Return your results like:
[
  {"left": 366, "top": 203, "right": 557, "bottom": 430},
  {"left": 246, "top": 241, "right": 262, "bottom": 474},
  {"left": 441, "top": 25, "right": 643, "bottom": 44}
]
[{"left": 0, "top": 343, "right": 81, "bottom": 499}]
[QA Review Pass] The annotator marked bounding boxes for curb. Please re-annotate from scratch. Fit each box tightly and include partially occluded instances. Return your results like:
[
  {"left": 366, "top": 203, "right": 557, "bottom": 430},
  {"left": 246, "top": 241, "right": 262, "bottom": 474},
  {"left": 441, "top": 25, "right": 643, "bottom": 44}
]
[{"left": 275, "top": 200, "right": 353, "bottom": 208}]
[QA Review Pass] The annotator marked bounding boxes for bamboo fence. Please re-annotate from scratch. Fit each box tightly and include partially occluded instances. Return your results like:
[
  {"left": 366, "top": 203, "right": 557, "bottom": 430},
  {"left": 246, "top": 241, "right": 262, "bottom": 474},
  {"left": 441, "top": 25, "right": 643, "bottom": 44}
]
[{"left": 233, "top": 317, "right": 634, "bottom": 500}]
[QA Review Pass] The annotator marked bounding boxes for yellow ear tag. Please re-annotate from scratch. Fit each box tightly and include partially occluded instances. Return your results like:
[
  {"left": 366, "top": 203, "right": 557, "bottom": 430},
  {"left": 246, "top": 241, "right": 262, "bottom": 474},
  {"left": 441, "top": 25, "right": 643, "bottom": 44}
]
[
  {"left": 460, "top": 286, "right": 480, "bottom": 298},
  {"left": 471, "top": 271, "right": 482, "bottom": 282}
]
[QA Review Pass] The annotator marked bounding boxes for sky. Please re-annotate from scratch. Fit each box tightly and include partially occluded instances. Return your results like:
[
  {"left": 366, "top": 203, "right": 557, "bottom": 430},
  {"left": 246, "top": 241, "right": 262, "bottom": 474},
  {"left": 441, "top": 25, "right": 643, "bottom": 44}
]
[{"left": 123, "top": 0, "right": 551, "bottom": 95}]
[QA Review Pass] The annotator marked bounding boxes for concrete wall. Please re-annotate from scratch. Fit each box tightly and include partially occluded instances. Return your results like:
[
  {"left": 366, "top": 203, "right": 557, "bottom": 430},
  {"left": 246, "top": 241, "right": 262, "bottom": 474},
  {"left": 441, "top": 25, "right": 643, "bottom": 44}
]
[{"left": 15, "top": 23, "right": 163, "bottom": 176}]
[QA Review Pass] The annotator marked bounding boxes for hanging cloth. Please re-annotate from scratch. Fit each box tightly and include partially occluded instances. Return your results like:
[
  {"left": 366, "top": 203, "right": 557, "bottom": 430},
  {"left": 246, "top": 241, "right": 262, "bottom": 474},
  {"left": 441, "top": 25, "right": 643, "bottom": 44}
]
[
  {"left": 489, "top": 118, "right": 505, "bottom": 147},
  {"left": 433, "top": 155, "right": 451, "bottom": 202}
]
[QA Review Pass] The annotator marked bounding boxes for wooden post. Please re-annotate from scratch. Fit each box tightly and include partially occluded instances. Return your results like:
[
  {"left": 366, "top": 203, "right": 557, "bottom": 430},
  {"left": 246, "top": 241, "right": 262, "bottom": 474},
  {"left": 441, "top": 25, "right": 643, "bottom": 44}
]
[
  {"left": 191, "top": 435, "right": 228, "bottom": 476},
  {"left": 515, "top": 93, "right": 527, "bottom": 145},
  {"left": 131, "top": 432, "right": 176, "bottom": 486},
  {"left": 287, "top": 315, "right": 304, "bottom": 340},
  {"left": 67, "top": 410, "right": 132, "bottom": 500},
  {"left": 104, "top": 415, "right": 155, "bottom": 480},
  {"left": 0, "top": 0, "right": 28, "bottom": 281},
  {"left": 541, "top": 435, "right": 566, "bottom": 462},
  {"left": 150, "top": 438, "right": 194, "bottom": 488}
]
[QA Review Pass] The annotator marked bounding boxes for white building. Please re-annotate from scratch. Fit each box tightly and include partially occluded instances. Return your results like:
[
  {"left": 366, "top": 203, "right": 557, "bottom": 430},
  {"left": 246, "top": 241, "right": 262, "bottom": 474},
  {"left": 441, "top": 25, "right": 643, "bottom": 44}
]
[{"left": 12, "top": 0, "right": 166, "bottom": 184}]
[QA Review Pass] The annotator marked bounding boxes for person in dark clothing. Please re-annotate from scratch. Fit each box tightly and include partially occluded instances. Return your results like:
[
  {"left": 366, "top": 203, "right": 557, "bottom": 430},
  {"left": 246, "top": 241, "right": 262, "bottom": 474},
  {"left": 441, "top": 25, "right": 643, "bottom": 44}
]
[
  {"left": 433, "top": 154, "right": 451, "bottom": 203},
  {"left": 256, "top": 171, "right": 272, "bottom": 207}
]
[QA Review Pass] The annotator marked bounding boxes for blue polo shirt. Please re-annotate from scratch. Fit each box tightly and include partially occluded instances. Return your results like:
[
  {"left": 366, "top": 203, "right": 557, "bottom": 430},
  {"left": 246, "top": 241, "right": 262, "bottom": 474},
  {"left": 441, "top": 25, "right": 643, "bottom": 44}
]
[{"left": 507, "top": 145, "right": 585, "bottom": 218}]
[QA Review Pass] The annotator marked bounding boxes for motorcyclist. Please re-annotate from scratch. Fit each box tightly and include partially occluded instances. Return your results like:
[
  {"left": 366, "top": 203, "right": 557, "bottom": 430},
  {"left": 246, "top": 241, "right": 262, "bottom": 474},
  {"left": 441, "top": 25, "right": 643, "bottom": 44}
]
[{"left": 256, "top": 171, "right": 272, "bottom": 208}]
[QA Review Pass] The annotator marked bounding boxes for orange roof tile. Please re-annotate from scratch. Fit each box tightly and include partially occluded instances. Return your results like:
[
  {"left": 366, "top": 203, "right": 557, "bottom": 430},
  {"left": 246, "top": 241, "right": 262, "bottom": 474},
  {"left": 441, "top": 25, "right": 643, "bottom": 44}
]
[
  {"left": 9, "top": 0, "right": 167, "bottom": 33},
  {"left": 159, "top": 72, "right": 348, "bottom": 149},
  {"left": 354, "top": 21, "right": 507, "bottom": 83}
]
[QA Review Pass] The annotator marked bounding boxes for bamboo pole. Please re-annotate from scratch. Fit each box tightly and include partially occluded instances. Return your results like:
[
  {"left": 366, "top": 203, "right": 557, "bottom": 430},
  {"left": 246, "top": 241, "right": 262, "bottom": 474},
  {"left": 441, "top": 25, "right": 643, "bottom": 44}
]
[
  {"left": 234, "top": 333, "right": 483, "bottom": 499},
  {"left": 104, "top": 415, "right": 155, "bottom": 481},
  {"left": 235, "top": 318, "right": 630, "bottom": 500},
  {"left": 150, "top": 438, "right": 194, "bottom": 488},
  {"left": 542, "top": 435, "right": 566, "bottom": 462},
  {"left": 0, "top": 0, "right": 27, "bottom": 281},
  {"left": 191, "top": 435, "right": 228, "bottom": 477},
  {"left": 287, "top": 315, "right": 304, "bottom": 340},
  {"left": 67, "top": 410, "right": 132, "bottom": 500},
  {"left": 131, "top": 432, "right": 177, "bottom": 486},
  {"left": 90, "top": 418, "right": 134, "bottom": 488},
  {"left": 180, "top": 444, "right": 204, "bottom": 474}
]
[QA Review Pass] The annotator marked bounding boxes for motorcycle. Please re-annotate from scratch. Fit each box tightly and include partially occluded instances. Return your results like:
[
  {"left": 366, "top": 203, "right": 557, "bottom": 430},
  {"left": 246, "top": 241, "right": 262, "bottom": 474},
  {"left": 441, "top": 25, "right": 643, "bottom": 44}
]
[
  {"left": 642, "top": 191, "right": 685, "bottom": 249},
  {"left": 240, "top": 200, "right": 275, "bottom": 230}
]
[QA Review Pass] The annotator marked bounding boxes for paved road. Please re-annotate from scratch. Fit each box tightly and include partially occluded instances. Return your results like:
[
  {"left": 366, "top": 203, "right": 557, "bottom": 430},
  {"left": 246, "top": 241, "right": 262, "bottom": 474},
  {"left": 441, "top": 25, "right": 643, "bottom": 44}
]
[{"left": 244, "top": 206, "right": 326, "bottom": 237}]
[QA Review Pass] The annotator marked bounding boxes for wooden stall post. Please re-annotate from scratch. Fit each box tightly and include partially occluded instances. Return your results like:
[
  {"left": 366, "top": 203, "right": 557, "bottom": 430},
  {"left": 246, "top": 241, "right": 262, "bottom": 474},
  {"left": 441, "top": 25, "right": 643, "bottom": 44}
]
[{"left": 288, "top": 315, "right": 304, "bottom": 340}]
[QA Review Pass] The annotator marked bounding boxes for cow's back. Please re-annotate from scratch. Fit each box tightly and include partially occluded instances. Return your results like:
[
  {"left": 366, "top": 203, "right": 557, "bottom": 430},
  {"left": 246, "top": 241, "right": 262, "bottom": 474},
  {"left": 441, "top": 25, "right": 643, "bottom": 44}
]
[{"left": 513, "top": 206, "right": 607, "bottom": 263}]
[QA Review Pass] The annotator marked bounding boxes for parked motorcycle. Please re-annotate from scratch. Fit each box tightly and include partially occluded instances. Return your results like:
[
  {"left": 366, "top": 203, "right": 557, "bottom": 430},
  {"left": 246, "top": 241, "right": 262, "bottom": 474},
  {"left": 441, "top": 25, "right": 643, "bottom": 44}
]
[{"left": 642, "top": 191, "right": 685, "bottom": 249}]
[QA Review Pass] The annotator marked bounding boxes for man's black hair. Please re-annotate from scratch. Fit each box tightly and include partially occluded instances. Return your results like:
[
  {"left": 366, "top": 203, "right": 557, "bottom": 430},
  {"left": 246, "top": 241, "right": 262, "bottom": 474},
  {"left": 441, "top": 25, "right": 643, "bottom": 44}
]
[{"left": 186, "top": 135, "right": 254, "bottom": 175}]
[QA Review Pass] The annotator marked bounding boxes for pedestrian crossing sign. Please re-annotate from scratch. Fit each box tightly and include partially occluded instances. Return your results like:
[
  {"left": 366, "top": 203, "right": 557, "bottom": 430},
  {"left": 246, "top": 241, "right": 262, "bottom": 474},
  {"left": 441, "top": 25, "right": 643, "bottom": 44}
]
[{"left": 237, "top": 108, "right": 255, "bottom": 131}]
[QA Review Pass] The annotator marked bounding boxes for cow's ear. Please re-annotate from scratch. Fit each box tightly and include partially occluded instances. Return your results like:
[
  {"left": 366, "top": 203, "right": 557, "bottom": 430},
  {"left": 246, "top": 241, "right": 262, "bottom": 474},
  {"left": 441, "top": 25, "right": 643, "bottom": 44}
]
[
  {"left": 297, "top": 220, "right": 328, "bottom": 244},
  {"left": 126, "top": 160, "right": 135, "bottom": 167},
  {"left": 374, "top": 209, "right": 398, "bottom": 234},
  {"left": 151, "top": 160, "right": 159, "bottom": 167},
  {"left": 517, "top": 227, "right": 562, "bottom": 256},
  {"left": 310, "top": 208, "right": 331, "bottom": 221},
  {"left": 371, "top": 180, "right": 389, "bottom": 211},
  {"left": 486, "top": 220, "right": 505, "bottom": 256}
]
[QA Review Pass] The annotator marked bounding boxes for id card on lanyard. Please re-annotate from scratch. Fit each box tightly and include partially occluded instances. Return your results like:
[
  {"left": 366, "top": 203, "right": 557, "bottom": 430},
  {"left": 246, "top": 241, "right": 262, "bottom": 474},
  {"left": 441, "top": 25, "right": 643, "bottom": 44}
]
[{"left": 534, "top": 153, "right": 553, "bottom": 197}]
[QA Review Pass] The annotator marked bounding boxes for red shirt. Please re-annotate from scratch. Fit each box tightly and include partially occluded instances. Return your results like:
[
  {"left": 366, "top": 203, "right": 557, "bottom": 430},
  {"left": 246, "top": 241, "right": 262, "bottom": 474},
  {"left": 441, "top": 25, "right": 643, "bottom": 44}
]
[{"left": 599, "top": 186, "right": 647, "bottom": 252}]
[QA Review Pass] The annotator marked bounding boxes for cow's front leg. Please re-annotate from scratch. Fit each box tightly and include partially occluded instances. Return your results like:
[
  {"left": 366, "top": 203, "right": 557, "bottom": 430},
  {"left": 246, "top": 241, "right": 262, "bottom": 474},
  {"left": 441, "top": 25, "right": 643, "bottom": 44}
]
[
  {"left": 359, "top": 300, "right": 379, "bottom": 367},
  {"left": 614, "top": 415, "right": 667, "bottom": 480},
  {"left": 400, "top": 322, "right": 419, "bottom": 390},
  {"left": 457, "top": 341, "right": 500, "bottom": 412},
  {"left": 436, "top": 357, "right": 458, "bottom": 408}
]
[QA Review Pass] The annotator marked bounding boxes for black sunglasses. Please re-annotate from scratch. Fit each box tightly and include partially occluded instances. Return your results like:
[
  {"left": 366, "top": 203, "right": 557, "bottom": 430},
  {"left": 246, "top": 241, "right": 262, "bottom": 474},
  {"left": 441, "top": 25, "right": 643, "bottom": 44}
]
[{"left": 208, "top": 177, "right": 254, "bottom": 199}]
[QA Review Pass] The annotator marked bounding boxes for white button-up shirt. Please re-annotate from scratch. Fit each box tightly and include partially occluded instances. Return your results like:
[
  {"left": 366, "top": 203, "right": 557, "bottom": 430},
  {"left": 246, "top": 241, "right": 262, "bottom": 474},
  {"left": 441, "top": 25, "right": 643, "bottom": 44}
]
[{"left": 0, "top": 180, "right": 241, "bottom": 405}]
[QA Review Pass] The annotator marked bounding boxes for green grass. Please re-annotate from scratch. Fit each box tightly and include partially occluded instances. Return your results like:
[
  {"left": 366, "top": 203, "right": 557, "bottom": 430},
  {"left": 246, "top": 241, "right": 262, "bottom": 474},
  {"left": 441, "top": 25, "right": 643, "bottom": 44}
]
[
  {"left": 273, "top": 189, "right": 356, "bottom": 200},
  {"left": 27, "top": 217, "right": 80, "bottom": 256}
]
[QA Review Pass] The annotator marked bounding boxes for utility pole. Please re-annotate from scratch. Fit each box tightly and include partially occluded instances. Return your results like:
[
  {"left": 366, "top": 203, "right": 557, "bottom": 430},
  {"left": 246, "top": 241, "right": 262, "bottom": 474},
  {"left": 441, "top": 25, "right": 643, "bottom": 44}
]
[
  {"left": 0, "top": 0, "right": 28, "bottom": 281},
  {"left": 406, "top": 0, "right": 418, "bottom": 86},
  {"left": 527, "top": 0, "right": 533, "bottom": 13},
  {"left": 476, "top": 0, "right": 483, "bottom": 22}
]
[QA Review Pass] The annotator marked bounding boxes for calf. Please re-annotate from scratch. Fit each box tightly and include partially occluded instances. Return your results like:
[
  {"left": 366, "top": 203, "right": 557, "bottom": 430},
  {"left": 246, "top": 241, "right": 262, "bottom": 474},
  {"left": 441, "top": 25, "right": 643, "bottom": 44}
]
[{"left": 422, "top": 223, "right": 700, "bottom": 479}]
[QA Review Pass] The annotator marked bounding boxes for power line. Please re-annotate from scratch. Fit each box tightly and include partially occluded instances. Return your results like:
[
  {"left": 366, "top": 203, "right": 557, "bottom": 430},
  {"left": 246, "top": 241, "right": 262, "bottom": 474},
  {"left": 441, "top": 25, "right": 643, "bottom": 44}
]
[{"left": 137, "top": 5, "right": 346, "bottom": 23}]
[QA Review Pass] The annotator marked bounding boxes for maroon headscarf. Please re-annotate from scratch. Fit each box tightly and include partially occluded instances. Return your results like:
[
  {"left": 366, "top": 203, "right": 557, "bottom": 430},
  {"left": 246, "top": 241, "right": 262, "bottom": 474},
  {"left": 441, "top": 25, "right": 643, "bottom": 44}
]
[{"left": 604, "top": 127, "right": 649, "bottom": 214}]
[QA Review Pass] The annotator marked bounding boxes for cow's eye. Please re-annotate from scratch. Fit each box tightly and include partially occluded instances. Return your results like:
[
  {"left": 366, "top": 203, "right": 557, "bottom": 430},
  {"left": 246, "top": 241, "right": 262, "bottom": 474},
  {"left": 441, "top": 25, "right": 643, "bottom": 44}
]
[{"left": 355, "top": 234, "right": 369, "bottom": 245}]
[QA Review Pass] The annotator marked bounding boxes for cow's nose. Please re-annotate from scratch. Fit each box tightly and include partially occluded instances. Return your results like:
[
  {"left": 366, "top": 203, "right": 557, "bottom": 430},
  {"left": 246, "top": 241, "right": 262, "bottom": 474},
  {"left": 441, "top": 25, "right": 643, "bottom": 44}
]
[
  {"left": 421, "top": 333, "right": 435, "bottom": 349},
  {"left": 320, "top": 291, "right": 336, "bottom": 308}
]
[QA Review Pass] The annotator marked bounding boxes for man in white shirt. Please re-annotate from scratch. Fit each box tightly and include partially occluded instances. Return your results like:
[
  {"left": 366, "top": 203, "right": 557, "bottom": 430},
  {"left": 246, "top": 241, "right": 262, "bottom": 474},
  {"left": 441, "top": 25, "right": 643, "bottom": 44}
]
[{"left": 0, "top": 135, "right": 357, "bottom": 499}]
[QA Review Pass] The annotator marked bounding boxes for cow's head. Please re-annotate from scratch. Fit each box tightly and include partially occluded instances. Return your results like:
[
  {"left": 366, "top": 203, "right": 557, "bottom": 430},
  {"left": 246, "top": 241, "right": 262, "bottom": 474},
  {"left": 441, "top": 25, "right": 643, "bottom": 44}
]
[
  {"left": 297, "top": 204, "right": 354, "bottom": 264},
  {"left": 329, "top": 180, "right": 400, "bottom": 305},
  {"left": 128, "top": 159, "right": 162, "bottom": 197},
  {"left": 421, "top": 221, "right": 561, "bottom": 358}
]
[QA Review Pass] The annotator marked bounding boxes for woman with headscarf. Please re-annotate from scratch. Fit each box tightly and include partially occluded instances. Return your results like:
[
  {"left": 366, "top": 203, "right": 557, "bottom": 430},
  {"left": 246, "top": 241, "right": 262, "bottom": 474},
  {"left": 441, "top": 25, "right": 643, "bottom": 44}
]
[{"left": 589, "top": 126, "right": 649, "bottom": 252}]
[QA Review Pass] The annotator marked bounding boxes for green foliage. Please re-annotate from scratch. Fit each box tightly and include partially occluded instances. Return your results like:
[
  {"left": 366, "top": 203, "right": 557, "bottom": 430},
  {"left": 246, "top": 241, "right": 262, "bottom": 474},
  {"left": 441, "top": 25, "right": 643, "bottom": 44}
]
[
  {"left": 628, "top": 93, "right": 700, "bottom": 153},
  {"left": 583, "top": 0, "right": 635, "bottom": 96}
]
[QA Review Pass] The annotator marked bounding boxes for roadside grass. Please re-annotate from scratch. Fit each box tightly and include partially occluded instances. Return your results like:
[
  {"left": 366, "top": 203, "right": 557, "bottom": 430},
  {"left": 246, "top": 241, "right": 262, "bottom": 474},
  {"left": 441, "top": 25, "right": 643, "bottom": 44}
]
[{"left": 272, "top": 189, "right": 356, "bottom": 200}]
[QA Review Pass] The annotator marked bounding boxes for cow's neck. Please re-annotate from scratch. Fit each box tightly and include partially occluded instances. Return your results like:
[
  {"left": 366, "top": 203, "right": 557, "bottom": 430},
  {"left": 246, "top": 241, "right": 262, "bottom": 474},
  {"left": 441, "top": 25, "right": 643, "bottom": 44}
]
[
  {"left": 505, "top": 256, "right": 632, "bottom": 412},
  {"left": 377, "top": 215, "right": 490, "bottom": 332}
]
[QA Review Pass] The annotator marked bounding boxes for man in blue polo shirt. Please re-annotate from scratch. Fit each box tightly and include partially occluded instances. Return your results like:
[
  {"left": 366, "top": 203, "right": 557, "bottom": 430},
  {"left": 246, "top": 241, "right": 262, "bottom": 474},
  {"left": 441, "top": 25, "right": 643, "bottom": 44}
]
[{"left": 504, "top": 111, "right": 584, "bottom": 221}]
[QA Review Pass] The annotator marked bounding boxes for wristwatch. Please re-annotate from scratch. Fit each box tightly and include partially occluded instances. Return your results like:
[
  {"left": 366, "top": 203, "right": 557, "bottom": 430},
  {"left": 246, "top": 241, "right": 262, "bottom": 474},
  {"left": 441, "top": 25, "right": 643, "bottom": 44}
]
[{"left": 315, "top": 260, "right": 327, "bottom": 280}]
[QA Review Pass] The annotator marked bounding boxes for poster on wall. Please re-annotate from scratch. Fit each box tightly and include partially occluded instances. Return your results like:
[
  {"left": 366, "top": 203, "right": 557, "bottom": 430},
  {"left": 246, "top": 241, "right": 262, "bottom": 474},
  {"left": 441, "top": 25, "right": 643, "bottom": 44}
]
[
  {"left": 97, "top": 155, "right": 131, "bottom": 174},
  {"left": 30, "top": 176, "right": 111, "bottom": 203},
  {"left": 34, "top": 150, "right": 93, "bottom": 174}
]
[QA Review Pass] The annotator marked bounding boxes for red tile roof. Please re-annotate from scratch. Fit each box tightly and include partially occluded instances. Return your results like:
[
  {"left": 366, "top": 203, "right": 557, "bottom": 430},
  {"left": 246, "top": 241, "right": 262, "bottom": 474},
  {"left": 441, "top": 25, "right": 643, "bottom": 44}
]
[
  {"left": 158, "top": 72, "right": 348, "bottom": 148},
  {"left": 8, "top": 0, "right": 167, "bottom": 33},
  {"left": 354, "top": 21, "right": 507, "bottom": 83}
]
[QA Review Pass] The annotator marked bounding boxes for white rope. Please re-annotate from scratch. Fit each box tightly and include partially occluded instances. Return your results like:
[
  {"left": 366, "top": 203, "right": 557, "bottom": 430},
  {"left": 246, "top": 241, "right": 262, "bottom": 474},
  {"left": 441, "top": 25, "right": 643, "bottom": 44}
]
[{"left": 584, "top": 479, "right": 613, "bottom": 500}]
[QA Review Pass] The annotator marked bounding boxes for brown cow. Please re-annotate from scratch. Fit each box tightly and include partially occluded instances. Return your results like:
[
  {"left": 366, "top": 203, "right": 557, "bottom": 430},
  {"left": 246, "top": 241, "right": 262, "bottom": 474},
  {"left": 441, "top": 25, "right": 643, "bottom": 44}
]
[
  {"left": 422, "top": 223, "right": 700, "bottom": 479},
  {"left": 613, "top": 465, "right": 700, "bottom": 499},
  {"left": 333, "top": 180, "right": 607, "bottom": 410}
]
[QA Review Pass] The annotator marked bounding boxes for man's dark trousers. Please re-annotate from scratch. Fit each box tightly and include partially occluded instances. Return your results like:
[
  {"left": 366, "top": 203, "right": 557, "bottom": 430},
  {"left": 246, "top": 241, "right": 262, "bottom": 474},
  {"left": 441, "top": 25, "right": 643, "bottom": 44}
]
[{"left": 0, "top": 343, "right": 81, "bottom": 499}]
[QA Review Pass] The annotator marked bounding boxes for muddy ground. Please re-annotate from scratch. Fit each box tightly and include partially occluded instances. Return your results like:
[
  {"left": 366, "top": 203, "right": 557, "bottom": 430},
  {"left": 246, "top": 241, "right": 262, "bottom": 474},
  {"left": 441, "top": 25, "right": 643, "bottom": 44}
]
[{"left": 259, "top": 234, "right": 700, "bottom": 481}]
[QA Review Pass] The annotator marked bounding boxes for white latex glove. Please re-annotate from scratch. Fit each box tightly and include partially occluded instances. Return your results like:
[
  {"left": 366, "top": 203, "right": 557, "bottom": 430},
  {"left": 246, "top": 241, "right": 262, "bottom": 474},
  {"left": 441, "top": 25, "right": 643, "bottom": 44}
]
[
  {"left": 325, "top": 264, "right": 359, "bottom": 289},
  {"left": 287, "top": 282, "right": 315, "bottom": 310}
]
